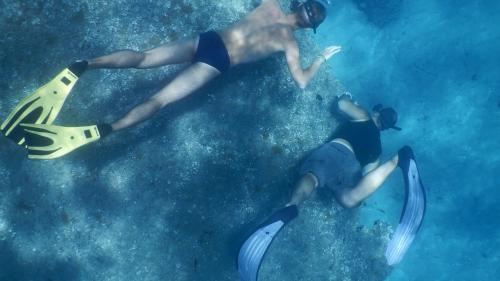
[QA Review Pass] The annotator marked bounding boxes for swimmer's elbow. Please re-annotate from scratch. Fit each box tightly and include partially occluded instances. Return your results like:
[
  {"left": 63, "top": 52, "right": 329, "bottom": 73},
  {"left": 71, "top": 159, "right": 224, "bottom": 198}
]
[
  {"left": 338, "top": 192, "right": 361, "bottom": 209},
  {"left": 340, "top": 199, "right": 359, "bottom": 209}
]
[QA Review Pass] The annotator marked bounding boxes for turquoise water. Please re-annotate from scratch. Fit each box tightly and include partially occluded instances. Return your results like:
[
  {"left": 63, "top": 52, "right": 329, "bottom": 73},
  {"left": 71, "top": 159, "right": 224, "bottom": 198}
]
[
  {"left": 0, "top": 0, "right": 498, "bottom": 280},
  {"left": 318, "top": 0, "right": 500, "bottom": 280}
]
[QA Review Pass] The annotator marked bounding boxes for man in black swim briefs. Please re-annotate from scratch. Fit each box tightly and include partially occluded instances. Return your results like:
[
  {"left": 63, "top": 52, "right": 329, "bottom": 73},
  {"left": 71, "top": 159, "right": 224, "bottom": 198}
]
[{"left": 78, "top": 0, "right": 341, "bottom": 133}]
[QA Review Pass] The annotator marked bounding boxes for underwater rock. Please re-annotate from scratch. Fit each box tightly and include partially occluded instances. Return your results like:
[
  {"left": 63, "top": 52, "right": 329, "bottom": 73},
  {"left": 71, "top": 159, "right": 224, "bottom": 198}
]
[{"left": 0, "top": 0, "right": 391, "bottom": 280}]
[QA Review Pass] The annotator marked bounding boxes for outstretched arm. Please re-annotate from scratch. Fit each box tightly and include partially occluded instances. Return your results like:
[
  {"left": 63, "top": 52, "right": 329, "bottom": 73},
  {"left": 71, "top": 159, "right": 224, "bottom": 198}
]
[
  {"left": 284, "top": 38, "right": 341, "bottom": 89},
  {"left": 336, "top": 93, "right": 371, "bottom": 121},
  {"left": 338, "top": 154, "right": 399, "bottom": 208}
]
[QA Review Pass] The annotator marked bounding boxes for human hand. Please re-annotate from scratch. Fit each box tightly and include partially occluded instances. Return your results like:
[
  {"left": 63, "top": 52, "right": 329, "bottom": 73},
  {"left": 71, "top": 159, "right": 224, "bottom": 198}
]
[
  {"left": 343, "top": 91, "right": 353, "bottom": 99},
  {"left": 336, "top": 91, "right": 353, "bottom": 101},
  {"left": 321, "top": 45, "right": 342, "bottom": 61}
]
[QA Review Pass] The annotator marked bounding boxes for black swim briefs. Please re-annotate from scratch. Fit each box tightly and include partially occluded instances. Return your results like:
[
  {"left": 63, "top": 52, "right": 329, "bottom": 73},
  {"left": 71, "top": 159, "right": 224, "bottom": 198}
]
[{"left": 194, "top": 31, "right": 231, "bottom": 73}]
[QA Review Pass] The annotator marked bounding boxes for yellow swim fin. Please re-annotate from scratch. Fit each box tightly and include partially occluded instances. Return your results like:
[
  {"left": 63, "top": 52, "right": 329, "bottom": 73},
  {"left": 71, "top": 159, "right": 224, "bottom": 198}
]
[
  {"left": 20, "top": 123, "right": 103, "bottom": 160},
  {"left": 1, "top": 61, "right": 88, "bottom": 146}
]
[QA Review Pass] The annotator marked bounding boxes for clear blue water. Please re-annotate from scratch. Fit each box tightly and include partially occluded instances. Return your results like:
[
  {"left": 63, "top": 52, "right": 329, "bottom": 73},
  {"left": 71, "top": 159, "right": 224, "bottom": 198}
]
[
  {"left": 0, "top": 0, "right": 499, "bottom": 280},
  {"left": 318, "top": 0, "right": 500, "bottom": 280}
]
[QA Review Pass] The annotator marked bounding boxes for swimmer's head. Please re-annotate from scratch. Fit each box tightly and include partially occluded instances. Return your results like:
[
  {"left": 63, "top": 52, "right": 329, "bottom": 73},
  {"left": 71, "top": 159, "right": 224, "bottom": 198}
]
[
  {"left": 292, "top": 0, "right": 327, "bottom": 33},
  {"left": 372, "top": 104, "right": 402, "bottom": 131}
]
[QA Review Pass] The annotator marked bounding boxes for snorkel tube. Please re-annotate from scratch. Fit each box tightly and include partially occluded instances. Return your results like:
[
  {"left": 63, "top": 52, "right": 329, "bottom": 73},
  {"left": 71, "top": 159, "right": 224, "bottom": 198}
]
[{"left": 291, "top": 0, "right": 328, "bottom": 33}]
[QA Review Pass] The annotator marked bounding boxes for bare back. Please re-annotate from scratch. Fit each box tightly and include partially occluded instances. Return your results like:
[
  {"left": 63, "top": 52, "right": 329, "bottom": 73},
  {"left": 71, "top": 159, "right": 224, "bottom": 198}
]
[{"left": 219, "top": 0, "right": 294, "bottom": 66}]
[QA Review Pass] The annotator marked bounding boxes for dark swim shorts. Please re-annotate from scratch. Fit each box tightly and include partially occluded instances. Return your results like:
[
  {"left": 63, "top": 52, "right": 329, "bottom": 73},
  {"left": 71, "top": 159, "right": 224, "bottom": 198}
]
[
  {"left": 299, "top": 142, "right": 362, "bottom": 191},
  {"left": 194, "top": 31, "right": 231, "bottom": 73}
]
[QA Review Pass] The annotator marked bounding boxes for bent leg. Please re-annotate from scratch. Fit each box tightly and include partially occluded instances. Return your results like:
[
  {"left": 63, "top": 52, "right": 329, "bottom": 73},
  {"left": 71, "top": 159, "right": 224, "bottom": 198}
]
[
  {"left": 111, "top": 62, "right": 220, "bottom": 131},
  {"left": 286, "top": 173, "right": 319, "bottom": 206},
  {"left": 88, "top": 37, "right": 198, "bottom": 69},
  {"left": 337, "top": 155, "right": 399, "bottom": 208}
]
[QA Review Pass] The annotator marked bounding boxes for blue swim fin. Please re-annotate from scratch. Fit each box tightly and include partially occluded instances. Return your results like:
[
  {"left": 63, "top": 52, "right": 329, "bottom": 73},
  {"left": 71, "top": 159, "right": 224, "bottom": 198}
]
[
  {"left": 238, "top": 205, "right": 298, "bottom": 281},
  {"left": 385, "top": 146, "right": 426, "bottom": 265}
]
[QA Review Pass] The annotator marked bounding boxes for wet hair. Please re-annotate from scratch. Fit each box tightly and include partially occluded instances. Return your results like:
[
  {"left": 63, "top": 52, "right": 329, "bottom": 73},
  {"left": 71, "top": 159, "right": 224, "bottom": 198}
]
[
  {"left": 373, "top": 104, "right": 402, "bottom": 131},
  {"left": 307, "top": 1, "right": 327, "bottom": 29}
]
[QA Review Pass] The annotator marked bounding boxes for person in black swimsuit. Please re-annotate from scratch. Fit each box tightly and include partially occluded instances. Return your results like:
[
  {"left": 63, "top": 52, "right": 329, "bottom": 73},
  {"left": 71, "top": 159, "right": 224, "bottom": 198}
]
[
  {"left": 288, "top": 93, "right": 404, "bottom": 208},
  {"left": 237, "top": 94, "right": 418, "bottom": 278}
]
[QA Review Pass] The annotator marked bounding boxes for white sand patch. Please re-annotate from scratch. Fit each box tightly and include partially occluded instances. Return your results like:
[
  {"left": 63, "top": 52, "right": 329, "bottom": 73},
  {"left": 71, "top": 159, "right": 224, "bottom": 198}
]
[{"left": 100, "top": 159, "right": 134, "bottom": 196}]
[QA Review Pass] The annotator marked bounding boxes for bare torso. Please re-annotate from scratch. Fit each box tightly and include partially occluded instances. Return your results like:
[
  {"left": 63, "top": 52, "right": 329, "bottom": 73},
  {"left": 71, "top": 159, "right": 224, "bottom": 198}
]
[{"left": 218, "top": 0, "right": 294, "bottom": 66}]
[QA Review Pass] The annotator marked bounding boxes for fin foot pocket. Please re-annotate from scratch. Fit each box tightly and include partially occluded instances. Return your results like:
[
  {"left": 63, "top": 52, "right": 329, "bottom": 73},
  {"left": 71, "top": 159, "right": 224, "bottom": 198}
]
[
  {"left": 68, "top": 60, "right": 88, "bottom": 77},
  {"left": 21, "top": 123, "right": 101, "bottom": 160},
  {"left": 397, "top": 145, "right": 415, "bottom": 169}
]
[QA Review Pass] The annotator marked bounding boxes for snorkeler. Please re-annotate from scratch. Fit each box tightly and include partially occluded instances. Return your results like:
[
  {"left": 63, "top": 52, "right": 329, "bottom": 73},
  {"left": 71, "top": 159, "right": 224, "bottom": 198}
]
[
  {"left": 1, "top": 0, "right": 340, "bottom": 159},
  {"left": 238, "top": 95, "right": 426, "bottom": 281}
]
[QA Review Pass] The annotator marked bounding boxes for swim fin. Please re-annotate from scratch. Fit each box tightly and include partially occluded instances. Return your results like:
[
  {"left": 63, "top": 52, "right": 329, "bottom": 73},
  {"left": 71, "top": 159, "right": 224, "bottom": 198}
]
[
  {"left": 238, "top": 205, "right": 298, "bottom": 281},
  {"left": 385, "top": 146, "right": 426, "bottom": 265},
  {"left": 20, "top": 123, "right": 110, "bottom": 160},
  {"left": 0, "top": 61, "right": 88, "bottom": 146}
]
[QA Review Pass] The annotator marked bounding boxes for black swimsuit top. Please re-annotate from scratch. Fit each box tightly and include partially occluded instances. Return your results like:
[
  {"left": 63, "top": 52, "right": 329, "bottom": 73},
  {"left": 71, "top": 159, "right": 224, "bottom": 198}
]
[{"left": 334, "top": 120, "right": 381, "bottom": 166}]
